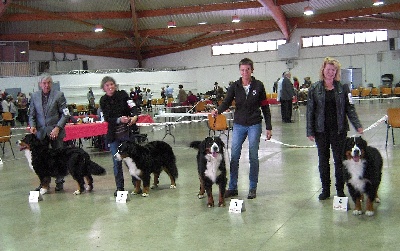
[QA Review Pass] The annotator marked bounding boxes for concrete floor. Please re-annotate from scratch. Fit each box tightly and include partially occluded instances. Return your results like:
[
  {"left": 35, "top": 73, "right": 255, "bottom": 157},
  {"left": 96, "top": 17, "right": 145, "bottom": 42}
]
[{"left": 0, "top": 98, "right": 399, "bottom": 251}]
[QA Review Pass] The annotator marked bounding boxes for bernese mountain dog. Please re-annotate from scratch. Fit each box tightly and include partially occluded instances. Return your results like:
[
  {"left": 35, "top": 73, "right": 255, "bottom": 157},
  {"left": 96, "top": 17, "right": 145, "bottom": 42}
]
[
  {"left": 343, "top": 136, "right": 383, "bottom": 216},
  {"left": 18, "top": 134, "right": 106, "bottom": 195},
  {"left": 114, "top": 140, "right": 178, "bottom": 197},
  {"left": 190, "top": 136, "right": 227, "bottom": 207}
]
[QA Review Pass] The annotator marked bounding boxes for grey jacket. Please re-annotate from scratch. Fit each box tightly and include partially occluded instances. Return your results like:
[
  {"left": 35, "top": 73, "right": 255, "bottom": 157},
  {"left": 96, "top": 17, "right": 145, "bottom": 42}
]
[
  {"left": 306, "top": 80, "right": 362, "bottom": 137},
  {"left": 29, "top": 89, "right": 70, "bottom": 140}
]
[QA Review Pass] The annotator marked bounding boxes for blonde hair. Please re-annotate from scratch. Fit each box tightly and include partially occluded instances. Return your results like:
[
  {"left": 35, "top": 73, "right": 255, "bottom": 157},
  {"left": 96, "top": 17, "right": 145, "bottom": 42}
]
[{"left": 319, "top": 57, "right": 341, "bottom": 81}]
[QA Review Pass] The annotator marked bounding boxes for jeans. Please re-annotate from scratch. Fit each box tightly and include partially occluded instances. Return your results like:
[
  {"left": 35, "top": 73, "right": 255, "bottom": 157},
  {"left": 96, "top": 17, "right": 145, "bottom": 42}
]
[
  {"left": 109, "top": 137, "right": 130, "bottom": 190},
  {"left": 315, "top": 131, "right": 346, "bottom": 192},
  {"left": 228, "top": 123, "right": 262, "bottom": 191}
]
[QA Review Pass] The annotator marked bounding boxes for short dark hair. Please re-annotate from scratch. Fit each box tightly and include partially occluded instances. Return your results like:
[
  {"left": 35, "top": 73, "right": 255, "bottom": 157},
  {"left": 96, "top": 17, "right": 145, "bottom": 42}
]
[
  {"left": 100, "top": 76, "right": 116, "bottom": 89},
  {"left": 239, "top": 58, "right": 254, "bottom": 70}
]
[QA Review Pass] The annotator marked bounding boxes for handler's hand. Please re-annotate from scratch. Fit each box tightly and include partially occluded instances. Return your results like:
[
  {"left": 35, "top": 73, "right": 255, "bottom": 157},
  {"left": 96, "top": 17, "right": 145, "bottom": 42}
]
[{"left": 266, "top": 130, "right": 272, "bottom": 140}]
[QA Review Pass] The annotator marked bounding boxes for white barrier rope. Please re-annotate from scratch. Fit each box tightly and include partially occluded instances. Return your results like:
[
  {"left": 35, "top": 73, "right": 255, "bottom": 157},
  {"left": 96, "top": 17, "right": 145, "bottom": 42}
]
[{"left": 5, "top": 115, "right": 389, "bottom": 147}]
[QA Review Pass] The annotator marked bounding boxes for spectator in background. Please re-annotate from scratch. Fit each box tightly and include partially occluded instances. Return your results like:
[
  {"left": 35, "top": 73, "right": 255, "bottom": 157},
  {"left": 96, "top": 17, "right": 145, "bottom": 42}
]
[
  {"left": 303, "top": 76, "right": 312, "bottom": 88},
  {"left": 177, "top": 85, "right": 187, "bottom": 104},
  {"left": 293, "top": 77, "right": 300, "bottom": 91},
  {"left": 161, "top": 87, "right": 166, "bottom": 99},
  {"left": 185, "top": 91, "right": 198, "bottom": 105},
  {"left": 165, "top": 85, "right": 174, "bottom": 99},
  {"left": 2, "top": 95, "right": 17, "bottom": 126},
  {"left": 17, "top": 92, "right": 28, "bottom": 126},
  {"left": 280, "top": 71, "right": 296, "bottom": 123}
]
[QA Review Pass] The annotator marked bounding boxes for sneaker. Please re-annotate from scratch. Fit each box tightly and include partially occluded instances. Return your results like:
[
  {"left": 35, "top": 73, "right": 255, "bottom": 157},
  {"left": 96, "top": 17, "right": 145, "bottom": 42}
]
[
  {"left": 318, "top": 190, "right": 330, "bottom": 200},
  {"left": 114, "top": 188, "right": 124, "bottom": 197},
  {"left": 224, "top": 189, "right": 238, "bottom": 198},
  {"left": 247, "top": 189, "right": 257, "bottom": 199},
  {"left": 55, "top": 182, "right": 64, "bottom": 192}
]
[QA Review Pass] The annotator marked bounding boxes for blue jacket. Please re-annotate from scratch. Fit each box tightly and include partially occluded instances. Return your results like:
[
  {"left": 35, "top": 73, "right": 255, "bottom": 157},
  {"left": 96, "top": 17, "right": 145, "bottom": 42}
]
[{"left": 306, "top": 80, "right": 362, "bottom": 137}]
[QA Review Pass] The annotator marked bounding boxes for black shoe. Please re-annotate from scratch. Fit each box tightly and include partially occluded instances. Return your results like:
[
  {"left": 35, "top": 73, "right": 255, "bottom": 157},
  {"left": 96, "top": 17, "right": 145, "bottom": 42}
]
[
  {"left": 55, "top": 182, "right": 64, "bottom": 192},
  {"left": 337, "top": 190, "right": 346, "bottom": 197},
  {"left": 224, "top": 189, "right": 238, "bottom": 198},
  {"left": 318, "top": 190, "right": 330, "bottom": 200},
  {"left": 114, "top": 188, "right": 125, "bottom": 197},
  {"left": 247, "top": 189, "right": 257, "bottom": 199}
]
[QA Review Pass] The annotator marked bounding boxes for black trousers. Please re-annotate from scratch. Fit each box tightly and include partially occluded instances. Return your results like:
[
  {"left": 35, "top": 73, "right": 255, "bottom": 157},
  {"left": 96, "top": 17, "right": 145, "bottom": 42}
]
[
  {"left": 280, "top": 99, "right": 292, "bottom": 122},
  {"left": 315, "top": 130, "right": 346, "bottom": 192}
]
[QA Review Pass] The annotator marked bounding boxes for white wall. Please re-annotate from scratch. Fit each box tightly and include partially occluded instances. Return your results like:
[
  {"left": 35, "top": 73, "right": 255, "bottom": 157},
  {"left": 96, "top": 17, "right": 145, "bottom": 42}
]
[{"left": 2, "top": 28, "right": 400, "bottom": 104}]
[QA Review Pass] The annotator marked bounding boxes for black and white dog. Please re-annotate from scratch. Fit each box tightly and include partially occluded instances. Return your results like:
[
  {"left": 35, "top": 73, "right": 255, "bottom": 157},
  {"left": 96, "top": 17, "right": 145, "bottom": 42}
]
[
  {"left": 343, "top": 136, "right": 383, "bottom": 216},
  {"left": 190, "top": 136, "right": 227, "bottom": 207},
  {"left": 114, "top": 140, "right": 178, "bottom": 197}
]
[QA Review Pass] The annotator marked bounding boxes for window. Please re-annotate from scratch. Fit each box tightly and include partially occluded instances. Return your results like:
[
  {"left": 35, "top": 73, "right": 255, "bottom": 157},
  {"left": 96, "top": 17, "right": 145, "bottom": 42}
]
[
  {"left": 301, "top": 30, "right": 387, "bottom": 48},
  {"left": 212, "top": 39, "right": 286, "bottom": 56}
]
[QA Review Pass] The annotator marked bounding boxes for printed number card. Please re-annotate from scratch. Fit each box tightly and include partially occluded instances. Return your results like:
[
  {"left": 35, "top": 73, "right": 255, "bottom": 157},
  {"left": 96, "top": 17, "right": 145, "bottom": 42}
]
[
  {"left": 116, "top": 191, "right": 130, "bottom": 203},
  {"left": 229, "top": 199, "right": 246, "bottom": 213},
  {"left": 29, "top": 191, "right": 43, "bottom": 203},
  {"left": 333, "top": 196, "right": 348, "bottom": 211}
]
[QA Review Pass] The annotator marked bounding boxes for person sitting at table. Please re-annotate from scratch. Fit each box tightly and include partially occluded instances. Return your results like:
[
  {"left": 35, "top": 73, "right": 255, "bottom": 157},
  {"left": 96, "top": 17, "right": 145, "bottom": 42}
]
[
  {"left": 183, "top": 91, "right": 198, "bottom": 106},
  {"left": 99, "top": 76, "right": 139, "bottom": 196}
]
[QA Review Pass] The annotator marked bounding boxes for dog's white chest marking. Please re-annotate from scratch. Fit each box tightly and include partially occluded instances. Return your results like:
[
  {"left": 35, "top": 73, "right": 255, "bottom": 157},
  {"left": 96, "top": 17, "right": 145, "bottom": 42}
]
[
  {"left": 24, "top": 150, "right": 34, "bottom": 171},
  {"left": 204, "top": 153, "right": 222, "bottom": 183},
  {"left": 123, "top": 157, "right": 141, "bottom": 180},
  {"left": 344, "top": 159, "right": 366, "bottom": 192}
]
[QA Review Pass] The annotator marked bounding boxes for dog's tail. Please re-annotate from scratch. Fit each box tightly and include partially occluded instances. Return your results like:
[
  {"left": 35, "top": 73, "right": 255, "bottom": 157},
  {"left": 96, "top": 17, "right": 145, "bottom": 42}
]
[
  {"left": 88, "top": 161, "right": 107, "bottom": 176},
  {"left": 189, "top": 141, "right": 202, "bottom": 150}
]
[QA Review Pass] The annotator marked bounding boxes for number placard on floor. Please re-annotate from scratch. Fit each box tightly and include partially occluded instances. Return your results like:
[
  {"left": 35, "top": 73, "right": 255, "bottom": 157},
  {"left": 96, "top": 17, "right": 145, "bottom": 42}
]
[
  {"left": 28, "top": 191, "right": 43, "bottom": 203},
  {"left": 229, "top": 198, "right": 246, "bottom": 213},
  {"left": 333, "top": 196, "right": 348, "bottom": 211},
  {"left": 116, "top": 191, "right": 130, "bottom": 203}
]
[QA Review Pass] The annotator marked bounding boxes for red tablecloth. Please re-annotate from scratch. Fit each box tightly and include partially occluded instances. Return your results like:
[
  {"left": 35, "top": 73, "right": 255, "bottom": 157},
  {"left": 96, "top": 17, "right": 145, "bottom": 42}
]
[
  {"left": 63, "top": 122, "right": 108, "bottom": 141},
  {"left": 63, "top": 114, "right": 153, "bottom": 141}
]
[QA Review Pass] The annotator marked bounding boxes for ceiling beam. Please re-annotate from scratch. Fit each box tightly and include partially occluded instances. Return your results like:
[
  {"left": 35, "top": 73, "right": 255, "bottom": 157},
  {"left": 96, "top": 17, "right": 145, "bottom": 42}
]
[
  {"left": 0, "top": 0, "right": 11, "bottom": 17},
  {"left": 130, "top": 0, "right": 143, "bottom": 66},
  {"left": 257, "top": 0, "right": 290, "bottom": 40}
]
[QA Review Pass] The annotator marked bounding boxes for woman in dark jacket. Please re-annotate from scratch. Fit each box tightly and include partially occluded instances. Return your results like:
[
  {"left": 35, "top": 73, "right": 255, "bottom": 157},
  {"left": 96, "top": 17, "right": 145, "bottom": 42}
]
[
  {"left": 306, "top": 57, "right": 363, "bottom": 200},
  {"left": 212, "top": 58, "right": 272, "bottom": 199},
  {"left": 100, "top": 76, "right": 139, "bottom": 196}
]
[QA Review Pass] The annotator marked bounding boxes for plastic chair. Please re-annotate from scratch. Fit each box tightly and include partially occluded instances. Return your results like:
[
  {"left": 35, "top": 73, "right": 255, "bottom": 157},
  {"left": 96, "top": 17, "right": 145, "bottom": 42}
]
[
  {"left": 1, "top": 112, "right": 14, "bottom": 126},
  {"left": 0, "top": 125, "right": 15, "bottom": 157},
  {"left": 386, "top": 107, "right": 400, "bottom": 148},
  {"left": 394, "top": 87, "right": 400, "bottom": 97},
  {"left": 207, "top": 114, "right": 230, "bottom": 146},
  {"left": 195, "top": 101, "right": 207, "bottom": 112}
]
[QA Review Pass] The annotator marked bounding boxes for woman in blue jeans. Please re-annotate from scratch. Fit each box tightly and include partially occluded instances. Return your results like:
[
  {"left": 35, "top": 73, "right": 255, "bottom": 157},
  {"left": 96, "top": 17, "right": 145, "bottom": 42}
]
[
  {"left": 99, "top": 76, "right": 139, "bottom": 196},
  {"left": 212, "top": 58, "right": 272, "bottom": 199}
]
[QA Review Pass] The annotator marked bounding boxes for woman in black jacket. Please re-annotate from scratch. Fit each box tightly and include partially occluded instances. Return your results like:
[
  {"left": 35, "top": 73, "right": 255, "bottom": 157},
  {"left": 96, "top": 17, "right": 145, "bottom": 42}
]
[
  {"left": 100, "top": 76, "right": 139, "bottom": 196},
  {"left": 306, "top": 57, "right": 363, "bottom": 200},
  {"left": 212, "top": 58, "right": 272, "bottom": 199}
]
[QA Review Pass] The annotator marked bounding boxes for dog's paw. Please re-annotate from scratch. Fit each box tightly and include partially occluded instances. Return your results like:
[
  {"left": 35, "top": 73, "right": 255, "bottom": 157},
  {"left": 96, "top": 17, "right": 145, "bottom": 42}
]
[
  {"left": 375, "top": 197, "right": 381, "bottom": 203},
  {"left": 198, "top": 193, "right": 205, "bottom": 199},
  {"left": 365, "top": 210, "right": 375, "bottom": 216},
  {"left": 352, "top": 210, "right": 363, "bottom": 215},
  {"left": 150, "top": 184, "right": 158, "bottom": 189},
  {"left": 142, "top": 192, "right": 149, "bottom": 197},
  {"left": 170, "top": 184, "right": 176, "bottom": 189},
  {"left": 85, "top": 184, "right": 93, "bottom": 192},
  {"left": 218, "top": 202, "right": 225, "bottom": 207},
  {"left": 73, "top": 190, "right": 82, "bottom": 195},
  {"left": 207, "top": 203, "right": 214, "bottom": 208},
  {"left": 39, "top": 188, "right": 48, "bottom": 195}
]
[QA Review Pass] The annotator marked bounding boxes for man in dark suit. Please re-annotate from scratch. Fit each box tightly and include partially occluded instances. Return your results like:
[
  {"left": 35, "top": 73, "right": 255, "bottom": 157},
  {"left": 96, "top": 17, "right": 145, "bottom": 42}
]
[
  {"left": 29, "top": 74, "right": 70, "bottom": 194},
  {"left": 280, "top": 71, "right": 296, "bottom": 123}
]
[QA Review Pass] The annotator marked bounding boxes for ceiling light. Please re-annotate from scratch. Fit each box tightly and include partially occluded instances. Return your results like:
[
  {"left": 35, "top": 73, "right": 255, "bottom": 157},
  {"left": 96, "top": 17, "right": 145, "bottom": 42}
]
[
  {"left": 373, "top": 0, "right": 384, "bottom": 6},
  {"left": 167, "top": 20, "right": 176, "bottom": 28},
  {"left": 232, "top": 15, "right": 240, "bottom": 23},
  {"left": 94, "top": 24, "right": 103, "bottom": 32},
  {"left": 198, "top": 21, "right": 207, "bottom": 25},
  {"left": 304, "top": 6, "right": 314, "bottom": 16}
]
